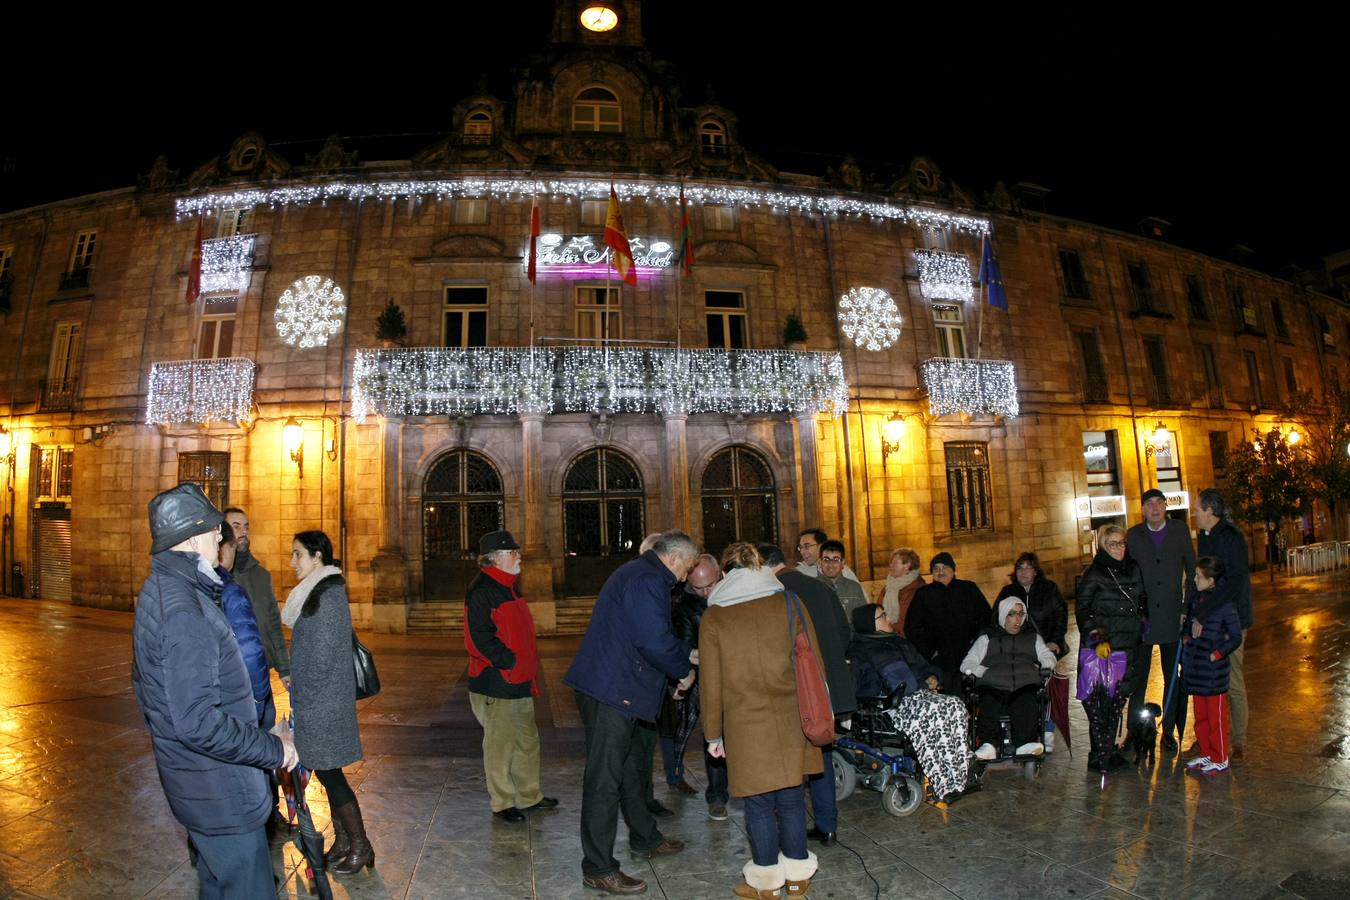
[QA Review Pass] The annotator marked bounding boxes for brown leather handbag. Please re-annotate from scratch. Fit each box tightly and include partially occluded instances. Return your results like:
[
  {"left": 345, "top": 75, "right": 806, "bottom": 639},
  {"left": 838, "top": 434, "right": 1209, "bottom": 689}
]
[{"left": 785, "top": 591, "right": 834, "bottom": 746}]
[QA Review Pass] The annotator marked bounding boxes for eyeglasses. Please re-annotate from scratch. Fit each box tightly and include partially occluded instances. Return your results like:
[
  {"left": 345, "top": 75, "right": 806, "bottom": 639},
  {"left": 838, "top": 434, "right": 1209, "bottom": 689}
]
[
  {"left": 796, "top": 542, "right": 818, "bottom": 551},
  {"left": 820, "top": 556, "right": 844, "bottom": 564},
  {"left": 1006, "top": 611, "right": 1026, "bottom": 619},
  {"left": 1105, "top": 540, "right": 1126, "bottom": 549}
]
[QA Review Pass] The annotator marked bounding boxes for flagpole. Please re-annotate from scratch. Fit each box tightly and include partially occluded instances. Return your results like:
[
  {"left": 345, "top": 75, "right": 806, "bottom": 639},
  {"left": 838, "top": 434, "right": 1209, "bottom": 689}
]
[
  {"left": 675, "top": 179, "right": 683, "bottom": 350},
  {"left": 529, "top": 190, "right": 537, "bottom": 351},
  {"left": 975, "top": 235, "right": 987, "bottom": 361}
]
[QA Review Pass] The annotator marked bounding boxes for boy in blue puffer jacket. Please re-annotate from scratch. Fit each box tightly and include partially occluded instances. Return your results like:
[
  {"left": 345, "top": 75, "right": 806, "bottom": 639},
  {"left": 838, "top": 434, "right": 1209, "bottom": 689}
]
[
  {"left": 218, "top": 522, "right": 274, "bottom": 726},
  {"left": 1180, "top": 555, "right": 1242, "bottom": 776}
]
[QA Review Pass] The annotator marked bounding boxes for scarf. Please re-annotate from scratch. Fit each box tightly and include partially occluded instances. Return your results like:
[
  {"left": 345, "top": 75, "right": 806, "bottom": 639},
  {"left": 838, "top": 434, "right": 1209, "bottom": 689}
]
[
  {"left": 881, "top": 569, "right": 920, "bottom": 621},
  {"left": 282, "top": 564, "right": 342, "bottom": 628},
  {"left": 708, "top": 566, "right": 784, "bottom": 607}
]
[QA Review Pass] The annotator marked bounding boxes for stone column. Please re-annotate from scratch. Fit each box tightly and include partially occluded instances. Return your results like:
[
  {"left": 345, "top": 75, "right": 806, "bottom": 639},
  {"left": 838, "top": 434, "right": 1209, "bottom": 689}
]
[
  {"left": 370, "top": 418, "right": 408, "bottom": 633},
  {"left": 518, "top": 411, "right": 556, "bottom": 632},
  {"left": 795, "top": 410, "right": 822, "bottom": 528},
  {"left": 663, "top": 412, "right": 690, "bottom": 533}
]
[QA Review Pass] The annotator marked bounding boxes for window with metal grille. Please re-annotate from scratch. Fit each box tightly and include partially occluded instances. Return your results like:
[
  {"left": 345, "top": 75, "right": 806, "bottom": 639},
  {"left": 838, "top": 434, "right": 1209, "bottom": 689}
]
[
  {"left": 34, "top": 446, "right": 75, "bottom": 501},
  {"left": 944, "top": 442, "right": 992, "bottom": 532},
  {"left": 562, "top": 448, "right": 645, "bottom": 596},
  {"left": 177, "top": 452, "right": 229, "bottom": 510},
  {"left": 700, "top": 446, "right": 778, "bottom": 560},
  {"left": 422, "top": 450, "right": 504, "bottom": 602}
]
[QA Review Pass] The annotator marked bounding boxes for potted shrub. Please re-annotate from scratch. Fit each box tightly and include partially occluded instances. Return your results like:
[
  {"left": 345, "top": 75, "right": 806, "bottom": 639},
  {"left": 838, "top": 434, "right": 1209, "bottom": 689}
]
[
  {"left": 375, "top": 299, "right": 408, "bottom": 347},
  {"left": 782, "top": 314, "right": 808, "bottom": 351}
]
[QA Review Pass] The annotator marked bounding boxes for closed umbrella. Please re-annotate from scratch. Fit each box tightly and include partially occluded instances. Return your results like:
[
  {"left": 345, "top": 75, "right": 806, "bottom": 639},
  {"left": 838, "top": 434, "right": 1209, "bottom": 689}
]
[{"left": 277, "top": 717, "right": 333, "bottom": 900}]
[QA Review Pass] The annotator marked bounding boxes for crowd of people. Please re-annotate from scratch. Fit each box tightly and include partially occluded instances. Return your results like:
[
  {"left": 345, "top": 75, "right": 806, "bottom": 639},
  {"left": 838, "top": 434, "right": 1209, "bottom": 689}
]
[{"left": 128, "top": 481, "right": 1253, "bottom": 898}]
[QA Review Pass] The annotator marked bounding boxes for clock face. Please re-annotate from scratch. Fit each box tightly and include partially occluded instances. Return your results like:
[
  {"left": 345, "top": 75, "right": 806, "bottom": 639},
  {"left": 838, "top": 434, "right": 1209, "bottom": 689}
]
[{"left": 580, "top": 5, "right": 618, "bottom": 32}]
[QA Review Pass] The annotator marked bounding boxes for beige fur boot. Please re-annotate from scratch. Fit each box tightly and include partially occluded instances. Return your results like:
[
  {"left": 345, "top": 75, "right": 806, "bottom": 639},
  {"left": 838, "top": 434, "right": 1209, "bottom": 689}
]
[
  {"left": 780, "top": 850, "right": 819, "bottom": 896},
  {"left": 733, "top": 859, "right": 785, "bottom": 898}
]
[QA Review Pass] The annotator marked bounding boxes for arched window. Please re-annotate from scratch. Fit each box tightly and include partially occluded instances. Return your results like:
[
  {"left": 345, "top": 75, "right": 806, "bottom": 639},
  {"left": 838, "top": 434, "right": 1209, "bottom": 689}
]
[
  {"left": 422, "top": 450, "right": 505, "bottom": 602},
  {"left": 700, "top": 120, "right": 728, "bottom": 156},
  {"left": 464, "top": 111, "right": 492, "bottom": 144},
  {"left": 563, "top": 448, "right": 644, "bottom": 595},
  {"left": 573, "top": 86, "right": 622, "bottom": 133},
  {"left": 700, "top": 446, "right": 777, "bottom": 560}
]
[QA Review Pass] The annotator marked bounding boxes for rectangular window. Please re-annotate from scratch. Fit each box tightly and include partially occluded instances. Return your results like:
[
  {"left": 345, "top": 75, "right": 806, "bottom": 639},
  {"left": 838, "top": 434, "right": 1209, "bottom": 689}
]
[
  {"left": 454, "top": 198, "right": 487, "bottom": 225},
  {"left": 1199, "top": 343, "right": 1223, "bottom": 407},
  {"left": 34, "top": 446, "right": 75, "bottom": 500},
  {"left": 1245, "top": 349, "right": 1264, "bottom": 408},
  {"left": 1233, "top": 286, "right": 1261, "bottom": 332},
  {"left": 1141, "top": 334, "right": 1172, "bottom": 406},
  {"left": 444, "top": 286, "right": 489, "bottom": 348},
  {"left": 1074, "top": 330, "right": 1108, "bottom": 403},
  {"left": 1184, "top": 275, "right": 1209, "bottom": 320},
  {"left": 1126, "top": 262, "right": 1157, "bottom": 313},
  {"left": 1283, "top": 357, "right": 1298, "bottom": 395},
  {"left": 197, "top": 294, "right": 238, "bottom": 359},
  {"left": 944, "top": 442, "right": 992, "bottom": 532},
  {"left": 1083, "top": 430, "right": 1125, "bottom": 530},
  {"left": 1058, "top": 248, "right": 1091, "bottom": 299},
  {"left": 178, "top": 451, "right": 230, "bottom": 510},
  {"left": 43, "top": 321, "right": 81, "bottom": 410},
  {"left": 62, "top": 230, "right": 96, "bottom": 290},
  {"left": 1209, "top": 431, "right": 1230, "bottom": 481},
  {"left": 933, "top": 304, "right": 967, "bottom": 358},
  {"left": 216, "top": 208, "right": 253, "bottom": 237},
  {"left": 576, "top": 286, "right": 621, "bottom": 345},
  {"left": 703, "top": 204, "right": 737, "bottom": 231},
  {"left": 0, "top": 245, "right": 13, "bottom": 311},
  {"left": 705, "top": 290, "right": 748, "bottom": 349},
  {"left": 1271, "top": 297, "right": 1290, "bottom": 338},
  {"left": 581, "top": 200, "right": 608, "bottom": 227}
]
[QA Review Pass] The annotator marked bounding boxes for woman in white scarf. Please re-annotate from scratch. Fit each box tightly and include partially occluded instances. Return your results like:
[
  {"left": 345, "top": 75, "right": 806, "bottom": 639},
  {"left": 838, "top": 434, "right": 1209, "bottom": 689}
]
[{"left": 874, "top": 547, "right": 924, "bottom": 631}]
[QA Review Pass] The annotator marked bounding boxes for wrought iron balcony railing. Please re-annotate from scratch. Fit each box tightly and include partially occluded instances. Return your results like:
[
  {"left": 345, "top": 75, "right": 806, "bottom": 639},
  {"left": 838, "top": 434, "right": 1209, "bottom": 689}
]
[
  {"left": 919, "top": 357, "right": 1019, "bottom": 418},
  {"left": 352, "top": 347, "right": 850, "bottom": 421},
  {"left": 146, "top": 358, "right": 256, "bottom": 424},
  {"left": 1080, "top": 374, "right": 1110, "bottom": 405},
  {"left": 200, "top": 234, "right": 257, "bottom": 294},
  {"left": 39, "top": 377, "right": 78, "bottom": 411},
  {"left": 59, "top": 267, "right": 92, "bottom": 291},
  {"left": 1145, "top": 381, "right": 1191, "bottom": 410}
]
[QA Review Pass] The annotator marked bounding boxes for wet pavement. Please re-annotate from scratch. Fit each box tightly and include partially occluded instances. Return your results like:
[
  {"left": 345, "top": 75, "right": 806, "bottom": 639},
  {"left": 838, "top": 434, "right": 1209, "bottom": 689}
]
[{"left": 2, "top": 573, "right": 1349, "bottom": 899}]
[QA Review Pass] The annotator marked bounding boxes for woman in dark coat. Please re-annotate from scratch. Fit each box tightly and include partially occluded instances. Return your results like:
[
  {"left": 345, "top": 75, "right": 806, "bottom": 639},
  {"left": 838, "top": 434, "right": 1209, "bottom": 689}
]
[
  {"left": 996, "top": 552, "right": 1068, "bottom": 657},
  {"left": 1076, "top": 524, "right": 1147, "bottom": 772},
  {"left": 284, "top": 530, "right": 372, "bottom": 875}
]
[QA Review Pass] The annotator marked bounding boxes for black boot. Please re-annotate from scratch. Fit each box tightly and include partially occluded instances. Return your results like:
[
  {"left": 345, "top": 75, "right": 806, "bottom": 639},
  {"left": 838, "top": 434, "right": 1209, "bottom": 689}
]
[
  {"left": 325, "top": 806, "right": 351, "bottom": 866},
  {"left": 331, "top": 799, "right": 375, "bottom": 875}
]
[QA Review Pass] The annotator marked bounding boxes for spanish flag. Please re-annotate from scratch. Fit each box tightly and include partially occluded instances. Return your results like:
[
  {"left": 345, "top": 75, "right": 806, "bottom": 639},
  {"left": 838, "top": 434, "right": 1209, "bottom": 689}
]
[
  {"left": 603, "top": 187, "right": 638, "bottom": 286},
  {"left": 184, "top": 219, "right": 204, "bottom": 305},
  {"left": 677, "top": 186, "right": 695, "bottom": 279}
]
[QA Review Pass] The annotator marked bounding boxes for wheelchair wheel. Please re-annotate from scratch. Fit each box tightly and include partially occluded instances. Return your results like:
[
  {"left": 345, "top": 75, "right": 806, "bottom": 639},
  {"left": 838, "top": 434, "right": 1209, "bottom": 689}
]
[
  {"left": 882, "top": 775, "right": 923, "bottom": 817},
  {"left": 1022, "top": 760, "right": 1039, "bottom": 782},
  {"left": 832, "top": 750, "right": 857, "bottom": 801}
]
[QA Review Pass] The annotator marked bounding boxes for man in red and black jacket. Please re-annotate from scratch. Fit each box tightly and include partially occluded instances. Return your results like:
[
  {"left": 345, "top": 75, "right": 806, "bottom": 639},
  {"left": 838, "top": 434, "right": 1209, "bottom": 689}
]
[{"left": 465, "top": 530, "right": 557, "bottom": 822}]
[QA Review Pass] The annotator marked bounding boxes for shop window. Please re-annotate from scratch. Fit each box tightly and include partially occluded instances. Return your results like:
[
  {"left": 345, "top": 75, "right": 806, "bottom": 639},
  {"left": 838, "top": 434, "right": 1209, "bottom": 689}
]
[
  {"left": 700, "top": 446, "right": 777, "bottom": 560},
  {"left": 1082, "top": 430, "right": 1125, "bottom": 532},
  {"left": 563, "top": 448, "right": 645, "bottom": 596}
]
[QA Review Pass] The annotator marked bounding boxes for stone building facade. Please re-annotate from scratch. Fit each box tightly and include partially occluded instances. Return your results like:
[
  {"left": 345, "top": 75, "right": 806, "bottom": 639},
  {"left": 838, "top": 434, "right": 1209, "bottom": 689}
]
[{"left": 1, "top": 0, "right": 1346, "bottom": 631}]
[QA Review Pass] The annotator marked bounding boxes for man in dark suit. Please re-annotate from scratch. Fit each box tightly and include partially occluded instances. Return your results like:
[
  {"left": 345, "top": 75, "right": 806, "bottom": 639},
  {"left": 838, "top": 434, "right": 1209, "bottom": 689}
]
[{"left": 1126, "top": 488, "right": 1197, "bottom": 753}]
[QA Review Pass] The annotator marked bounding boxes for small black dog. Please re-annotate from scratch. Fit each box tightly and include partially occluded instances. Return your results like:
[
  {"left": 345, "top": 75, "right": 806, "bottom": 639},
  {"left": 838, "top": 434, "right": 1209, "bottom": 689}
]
[{"left": 1130, "top": 702, "right": 1162, "bottom": 765}]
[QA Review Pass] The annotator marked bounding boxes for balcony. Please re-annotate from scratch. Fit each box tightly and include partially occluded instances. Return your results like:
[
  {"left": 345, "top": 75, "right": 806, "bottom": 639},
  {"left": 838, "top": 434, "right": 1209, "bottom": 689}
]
[
  {"left": 1080, "top": 374, "right": 1110, "bottom": 405},
  {"left": 200, "top": 234, "right": 257, "bottom": 294},
  {"left": 351, "top": 347, "right": 850, "bottom": 421},
  {"left": 145, "top": 358, "right": 256, "bottom": 425},
  {"left": 914, "top": 249, "right": 973, "bottom": 303},
  {"left": 59, "top": 267, "right": 92, "bottom": 292},
  {"left": 1145, "top": 381, "right": 1191, "bottom": 410},
  {"left": 918, "top": 357, "right": 1019, "bottom": 418},
  {"left": 39, "top": 378, "right": 77, "bottom": 411}
]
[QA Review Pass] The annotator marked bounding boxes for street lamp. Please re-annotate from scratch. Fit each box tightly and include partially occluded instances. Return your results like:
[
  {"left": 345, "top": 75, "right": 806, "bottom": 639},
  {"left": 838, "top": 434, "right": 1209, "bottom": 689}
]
[
  {"left": 1144, "top": 421, "right": 1169, "bottom": 458},
  {"left": 283, "top": 417, "right": 304, "bottom": 479},
  {"left": 880, "top": 413, "right": 906, "bottom": 466}
]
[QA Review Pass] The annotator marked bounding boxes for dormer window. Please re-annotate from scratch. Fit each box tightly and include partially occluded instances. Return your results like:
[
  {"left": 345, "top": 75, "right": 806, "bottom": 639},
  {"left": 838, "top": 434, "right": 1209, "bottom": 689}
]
[
  {"left": 700, "top": 121, "right": 728, "bottom": 156},
  {"left": 464, "top": 111, "right": 492, "bottom": 145},
  {"left": 573, "top": 87, "right": 621, "bottom": 133}
]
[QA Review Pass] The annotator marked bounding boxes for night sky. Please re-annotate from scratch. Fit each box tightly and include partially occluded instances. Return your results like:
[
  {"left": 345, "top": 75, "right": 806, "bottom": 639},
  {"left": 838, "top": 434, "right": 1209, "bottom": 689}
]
[{"left": 4, "top": 7, "right": 1343, "bottom": 276}]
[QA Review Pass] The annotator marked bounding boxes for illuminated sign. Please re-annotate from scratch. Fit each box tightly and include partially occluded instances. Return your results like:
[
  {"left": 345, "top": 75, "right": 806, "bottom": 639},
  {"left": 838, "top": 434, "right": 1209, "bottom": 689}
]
[
  {"left": 1074, "top": 494, "right": 1126, "bottom": 518},
  {"left": 1165, "top": 490, "right": 1189, "bottom": 511},
  {"left": 531, "top": 233, "right": 674, "bottom": 276}
]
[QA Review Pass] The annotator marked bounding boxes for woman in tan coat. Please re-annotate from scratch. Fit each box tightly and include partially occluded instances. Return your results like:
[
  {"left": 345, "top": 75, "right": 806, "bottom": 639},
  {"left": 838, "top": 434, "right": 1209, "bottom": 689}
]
[{"left": 701, "top": 543, "right": 821, "bottom": 899}]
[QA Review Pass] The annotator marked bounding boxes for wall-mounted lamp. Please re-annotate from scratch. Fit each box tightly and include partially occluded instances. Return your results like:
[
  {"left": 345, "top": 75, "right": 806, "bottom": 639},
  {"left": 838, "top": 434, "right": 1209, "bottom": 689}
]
[
  {"left": 880, "top": 412, "right": 906, "bottom": 466},
  {"left": 1144, "top": 421, "right": 1169, "bottom": 458},
  {"left": 283, "top": 417, "right": 304, "bottom": 478}
]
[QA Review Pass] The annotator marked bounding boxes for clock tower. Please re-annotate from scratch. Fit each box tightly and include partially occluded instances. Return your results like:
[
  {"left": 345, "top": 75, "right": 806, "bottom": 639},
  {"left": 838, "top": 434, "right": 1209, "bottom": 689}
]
[{"left": 551, "top": 1, "right": 645, "bottom": 47}]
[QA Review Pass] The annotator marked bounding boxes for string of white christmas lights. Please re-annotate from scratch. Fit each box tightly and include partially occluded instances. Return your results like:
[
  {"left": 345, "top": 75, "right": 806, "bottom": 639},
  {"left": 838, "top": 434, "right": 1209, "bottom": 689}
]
[
  {"left": 351, "top": 347, "right": 849, "bottom": 421},
  {"left": 919, "top": 357, "right": 1019, "bottom": 418},
  {"left": 146, "top": 358, "right": 256, "bottom": 424},
  {"left": 175, "top": 177, "right": 990, "bottom": 234},
  {"left": 275, "top": 275, "right": 346, "bottom": 348},
  {"left": 914, "top": 249, "right": 974, "bottom": 303},
  {"left": 838, "top": 287, "right": 903, "bottom": 351},
  {"left": 200, "top": 234, "right": 256, "bottom": 294}
]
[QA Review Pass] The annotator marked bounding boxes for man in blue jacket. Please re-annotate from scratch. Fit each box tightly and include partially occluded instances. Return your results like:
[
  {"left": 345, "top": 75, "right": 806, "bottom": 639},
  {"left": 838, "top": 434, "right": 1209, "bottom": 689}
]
[
  {"left": 132, "top": 484, "right": 298, "bottom": 898},
  {"left": 564, "top": 530, "right": 699, "bottom": 895},
  {"left": 1195, "top": 488, "right": 1253, "bottom": 762}
]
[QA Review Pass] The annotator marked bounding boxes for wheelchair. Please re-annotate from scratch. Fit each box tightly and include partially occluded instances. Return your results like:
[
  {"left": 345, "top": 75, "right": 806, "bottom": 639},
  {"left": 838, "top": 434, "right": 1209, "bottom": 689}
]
[
  {"left": 829, "top": 684, "right": 928, "bottom": 817},
  {"left": 961, "top": 670, "right": 1052, "bottom": 782}
]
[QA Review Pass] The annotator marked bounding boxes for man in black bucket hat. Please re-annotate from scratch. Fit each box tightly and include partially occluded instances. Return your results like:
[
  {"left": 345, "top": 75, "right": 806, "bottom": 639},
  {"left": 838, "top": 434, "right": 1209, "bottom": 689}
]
[{"left": 132, "top": 483, "right": 298, "bottom": 898}]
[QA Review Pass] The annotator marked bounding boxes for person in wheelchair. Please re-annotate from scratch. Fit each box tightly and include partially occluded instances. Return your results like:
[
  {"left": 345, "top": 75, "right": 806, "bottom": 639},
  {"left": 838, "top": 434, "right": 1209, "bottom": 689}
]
[
  {"left": 960, "top": 597, "right": 1057, "bottom": 761},
  {"left": 848, "top": 605, "right": 970, "bottom": 803}
]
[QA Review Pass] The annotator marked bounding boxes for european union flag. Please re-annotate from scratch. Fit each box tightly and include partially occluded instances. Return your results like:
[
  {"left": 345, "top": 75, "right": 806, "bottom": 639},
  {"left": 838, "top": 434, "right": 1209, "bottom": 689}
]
[{"left": 980, "top": 234, "right": 1008, "bottom": 311}]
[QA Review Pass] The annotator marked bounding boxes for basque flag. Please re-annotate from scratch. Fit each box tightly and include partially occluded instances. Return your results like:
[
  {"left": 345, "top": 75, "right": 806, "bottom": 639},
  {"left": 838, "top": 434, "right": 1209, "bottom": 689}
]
[
  {"left": 677, "top": 186, "right": 695, "bottom": 278},
  {"left": 603, "top": 187, "right": 638, "bottom": 286},
  {"left": 184, "top": 219, "right": 204, "bottom": 305},
  {"left": 526, "top": 196, "right": 541, "bottom": 284},
  {"left": 980, "top": 233, "right": 1008, "bottom": 310}
]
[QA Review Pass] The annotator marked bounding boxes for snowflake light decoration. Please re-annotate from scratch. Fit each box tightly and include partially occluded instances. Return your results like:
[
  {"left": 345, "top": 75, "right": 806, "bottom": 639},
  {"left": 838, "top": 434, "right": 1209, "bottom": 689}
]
[
  {"left": 837, "top": 287, "right": 902, "bottom": 351},
  {"left": 275, "top": 275, "right": 346, "bottom": 348}
]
